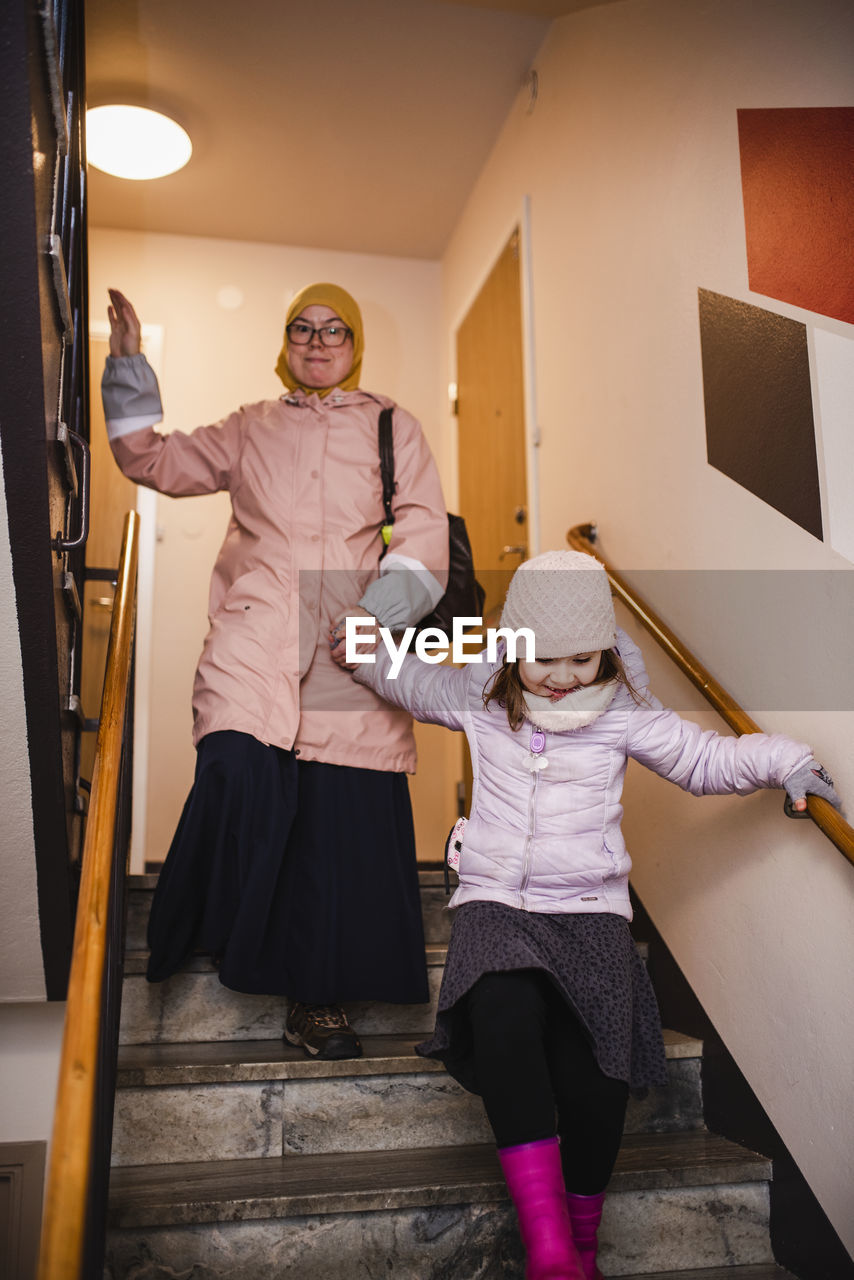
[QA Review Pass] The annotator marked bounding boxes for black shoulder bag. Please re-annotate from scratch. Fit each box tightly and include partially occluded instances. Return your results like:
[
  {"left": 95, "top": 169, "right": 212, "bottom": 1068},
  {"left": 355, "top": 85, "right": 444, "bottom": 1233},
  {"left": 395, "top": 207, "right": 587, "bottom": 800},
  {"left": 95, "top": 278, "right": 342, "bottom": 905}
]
[{"left": 378, "top": 407, "right": 485, "bottom": 633}]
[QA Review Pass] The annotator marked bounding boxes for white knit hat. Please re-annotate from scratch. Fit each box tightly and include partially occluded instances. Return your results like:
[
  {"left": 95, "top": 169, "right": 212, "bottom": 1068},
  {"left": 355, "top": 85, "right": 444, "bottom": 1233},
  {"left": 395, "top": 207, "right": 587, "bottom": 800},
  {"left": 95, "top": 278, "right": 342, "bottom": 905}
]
[{"left": 499, "top": 550, "right": 616, "bottom": 659}]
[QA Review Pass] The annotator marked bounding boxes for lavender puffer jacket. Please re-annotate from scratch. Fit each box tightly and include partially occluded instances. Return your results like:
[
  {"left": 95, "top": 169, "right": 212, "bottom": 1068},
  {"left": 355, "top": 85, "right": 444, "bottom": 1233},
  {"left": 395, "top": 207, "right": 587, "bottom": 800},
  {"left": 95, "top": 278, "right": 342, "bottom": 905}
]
[{"left": 353, "top": 630, "right": 811, "bottom": 919}]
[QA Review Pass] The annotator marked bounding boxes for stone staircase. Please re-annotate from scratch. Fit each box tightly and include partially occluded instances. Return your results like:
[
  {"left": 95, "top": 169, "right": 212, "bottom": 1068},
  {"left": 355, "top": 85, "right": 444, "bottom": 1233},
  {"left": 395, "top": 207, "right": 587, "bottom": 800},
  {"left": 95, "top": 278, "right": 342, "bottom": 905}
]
[{"left": 104, "top": 872, "right": 797, "bottom": 1279}]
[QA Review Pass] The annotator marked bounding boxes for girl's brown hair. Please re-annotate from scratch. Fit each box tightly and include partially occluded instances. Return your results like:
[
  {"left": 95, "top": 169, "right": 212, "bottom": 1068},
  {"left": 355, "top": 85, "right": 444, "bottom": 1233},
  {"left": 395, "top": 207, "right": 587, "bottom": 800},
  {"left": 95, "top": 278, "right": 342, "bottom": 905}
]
[{"left": 483, "top": 648, "right": 644, "bottom": 731}]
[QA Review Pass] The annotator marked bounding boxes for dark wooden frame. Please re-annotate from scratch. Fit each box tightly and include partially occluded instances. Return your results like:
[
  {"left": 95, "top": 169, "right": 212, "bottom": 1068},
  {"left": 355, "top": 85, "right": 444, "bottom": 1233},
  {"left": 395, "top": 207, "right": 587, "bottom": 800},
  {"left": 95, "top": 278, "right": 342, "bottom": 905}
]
[
  {"left": 0, "top": 0, "right": 91, "bottom": 999},
  {"left": 1, "top": 1142, "right": 46, "bottom": 1280}
]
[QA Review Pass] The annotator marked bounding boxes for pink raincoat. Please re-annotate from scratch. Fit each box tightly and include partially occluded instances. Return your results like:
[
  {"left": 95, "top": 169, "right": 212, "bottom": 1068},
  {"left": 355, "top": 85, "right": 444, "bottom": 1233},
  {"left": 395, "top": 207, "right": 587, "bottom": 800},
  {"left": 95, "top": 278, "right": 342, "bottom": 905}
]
[{"left": 103, "top": 353, "right": 449, "bottom": 771}]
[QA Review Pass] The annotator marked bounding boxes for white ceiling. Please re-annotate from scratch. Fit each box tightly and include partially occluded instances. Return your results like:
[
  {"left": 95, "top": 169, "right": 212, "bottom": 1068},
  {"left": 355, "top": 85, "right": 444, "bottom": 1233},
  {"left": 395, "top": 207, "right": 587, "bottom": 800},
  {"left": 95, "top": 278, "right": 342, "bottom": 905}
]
[{"left": 84, "top": 0, "right": 620, "bottom": 258}]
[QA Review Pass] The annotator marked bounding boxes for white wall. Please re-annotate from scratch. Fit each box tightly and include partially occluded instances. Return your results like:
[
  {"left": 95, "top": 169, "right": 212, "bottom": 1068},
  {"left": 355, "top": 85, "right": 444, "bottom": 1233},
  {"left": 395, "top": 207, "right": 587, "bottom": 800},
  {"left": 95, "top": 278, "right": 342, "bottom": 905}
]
[
  {"left": 0, "top": 444, "right": 45, "bottom": 1003},
  {"left": 0, "top": 439, "right": 66, "bottom": 1159},
  {"left": 440, "top": 0, "right": 854, "bottom": 1252},
  {"left": 89, "top": 230, "right": 459, "bottom": 870},
  {"left": 0, "top": 1003, "right": 65, "bottom": 1145}
]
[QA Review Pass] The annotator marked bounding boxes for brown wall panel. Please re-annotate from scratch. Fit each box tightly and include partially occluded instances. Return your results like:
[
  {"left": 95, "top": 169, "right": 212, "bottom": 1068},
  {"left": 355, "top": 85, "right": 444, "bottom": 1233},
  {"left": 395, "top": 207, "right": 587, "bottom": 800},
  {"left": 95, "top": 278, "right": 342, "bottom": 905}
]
[{"left": 698, "top": 289, "right": 822, "bottom": 541}]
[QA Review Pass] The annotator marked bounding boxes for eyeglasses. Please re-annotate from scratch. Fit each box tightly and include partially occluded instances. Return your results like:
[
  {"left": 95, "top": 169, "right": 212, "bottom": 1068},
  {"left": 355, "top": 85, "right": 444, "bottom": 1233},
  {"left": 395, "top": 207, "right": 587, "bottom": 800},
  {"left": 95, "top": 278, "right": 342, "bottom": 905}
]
[{"left": 286, "top": 321, "right": 352, "bottom": 348}]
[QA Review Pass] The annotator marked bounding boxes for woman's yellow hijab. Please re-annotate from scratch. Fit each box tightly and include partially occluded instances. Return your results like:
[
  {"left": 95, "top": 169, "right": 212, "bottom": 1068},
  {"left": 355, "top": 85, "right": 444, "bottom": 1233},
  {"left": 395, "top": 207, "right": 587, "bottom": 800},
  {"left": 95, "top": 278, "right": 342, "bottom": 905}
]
[{"left": 275, "top": 282, "right": 364, "bottom": 396}]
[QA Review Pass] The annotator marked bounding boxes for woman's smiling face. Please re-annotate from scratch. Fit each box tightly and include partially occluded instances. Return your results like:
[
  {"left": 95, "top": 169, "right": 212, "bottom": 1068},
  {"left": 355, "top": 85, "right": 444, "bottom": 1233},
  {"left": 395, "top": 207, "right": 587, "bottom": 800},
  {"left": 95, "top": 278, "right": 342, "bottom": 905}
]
[
  {"left": 519, "top": 652, "right": 603, "bottom": 700},
  {"left": 286, "top": 303, "right": 354, "bottom": 390}
]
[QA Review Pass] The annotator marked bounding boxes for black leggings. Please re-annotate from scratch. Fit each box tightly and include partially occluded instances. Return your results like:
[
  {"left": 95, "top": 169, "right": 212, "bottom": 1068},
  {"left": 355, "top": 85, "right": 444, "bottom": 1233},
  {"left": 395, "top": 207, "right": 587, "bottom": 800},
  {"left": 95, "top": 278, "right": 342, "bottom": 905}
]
[{"left": 467, "top": 969, "right": 630, "bottom": 1194}]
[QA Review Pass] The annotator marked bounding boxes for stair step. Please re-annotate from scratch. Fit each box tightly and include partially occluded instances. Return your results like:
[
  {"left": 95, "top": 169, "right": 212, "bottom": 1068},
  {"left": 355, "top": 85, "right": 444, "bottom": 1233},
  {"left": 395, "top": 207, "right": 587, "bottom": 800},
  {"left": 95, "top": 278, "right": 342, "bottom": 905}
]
[
  {"left": 125, "top": 872, "right": 653, "bottom": 960},
  {"left": 119, "top": 934, "right": 649, "bottom": 1047},
  {"left": 126, "top": 869, "right": 452, "bottom": 891},
  {"left": 125, "top": 868, "right": 457, "bottom": 950},
  {"left": 115, "top": 1026, "right": 701, "bottom": 1086},
  {"left": 106, "top": 1133, "right": 775, "bottom": 1277},
  {"left": 111, "top": 1030, "right": 704, "bottom": 1167},
  {"left": 109, "top": 1131, "right": 771, "bottom": 1226},
  {"left": 122, "top": 941, "right": 449, "bottom": 977},
  {"left": 116, "top": 1033, "right": 445, "bottom": 1084},
  {"left": 118, "top": 962, "right": 445, "bottom": 1045},
  {"left": 618, "top": 1268, "right": 795, "bottom": 1280},
  {"left": 122, "top": 939, "right": 650, "bottom": 978},
  {"left": 121, "top": 871, "right": 651, "bottom": 1046}
]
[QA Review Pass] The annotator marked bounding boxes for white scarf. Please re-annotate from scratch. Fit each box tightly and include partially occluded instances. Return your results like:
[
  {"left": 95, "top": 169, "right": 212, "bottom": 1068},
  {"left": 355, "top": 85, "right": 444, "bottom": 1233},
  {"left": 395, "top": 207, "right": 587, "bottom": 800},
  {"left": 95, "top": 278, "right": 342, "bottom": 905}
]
[
  {"left": 523, "top": 679, "right": 618, "bottom": 733},
  {"left": 521, "top": 680, "right": 618, "bottom": 772}
]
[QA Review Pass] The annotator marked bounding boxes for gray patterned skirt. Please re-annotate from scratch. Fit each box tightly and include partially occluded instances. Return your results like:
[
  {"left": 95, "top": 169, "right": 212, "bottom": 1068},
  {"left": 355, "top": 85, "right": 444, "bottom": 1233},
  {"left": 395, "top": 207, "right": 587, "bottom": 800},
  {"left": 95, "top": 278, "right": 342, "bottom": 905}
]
[{"left": 416, "top": 901, "right": 668, "bottom": 1095}]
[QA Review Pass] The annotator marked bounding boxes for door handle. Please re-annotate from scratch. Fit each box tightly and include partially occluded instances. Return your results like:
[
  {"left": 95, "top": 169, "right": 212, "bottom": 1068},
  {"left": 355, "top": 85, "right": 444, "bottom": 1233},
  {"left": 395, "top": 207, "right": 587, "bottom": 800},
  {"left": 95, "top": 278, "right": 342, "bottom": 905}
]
[
  {"left": 499, "top": 545, "right": 527, "bottom": 560},
  {"left": 52, "top": 428, "right": 90, "bottom": 552}
]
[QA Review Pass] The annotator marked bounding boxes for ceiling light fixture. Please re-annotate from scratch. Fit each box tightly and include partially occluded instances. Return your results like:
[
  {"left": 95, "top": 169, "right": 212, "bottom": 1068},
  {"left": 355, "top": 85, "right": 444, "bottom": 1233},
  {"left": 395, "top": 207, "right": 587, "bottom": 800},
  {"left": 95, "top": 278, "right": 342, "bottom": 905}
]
[{"left": 87, "top": 105, "right": 192, "bottom": 180}]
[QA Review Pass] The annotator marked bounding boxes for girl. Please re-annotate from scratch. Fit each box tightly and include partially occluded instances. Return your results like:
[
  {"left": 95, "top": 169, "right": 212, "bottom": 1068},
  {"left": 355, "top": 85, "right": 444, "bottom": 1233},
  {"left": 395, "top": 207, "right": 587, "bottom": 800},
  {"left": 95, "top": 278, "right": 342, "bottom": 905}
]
[{"left": 331, "top": 549, "right": 840, "bottom": 1280}]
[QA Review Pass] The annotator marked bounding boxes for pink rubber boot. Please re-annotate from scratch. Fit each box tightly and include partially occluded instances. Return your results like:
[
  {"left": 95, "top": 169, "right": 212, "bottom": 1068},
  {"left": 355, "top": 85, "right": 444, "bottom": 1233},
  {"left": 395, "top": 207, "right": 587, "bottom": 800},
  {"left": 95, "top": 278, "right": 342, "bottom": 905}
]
[
  {"left": 565, "top": 1191, "right": 607, "bottom": 1280},
  {"left": 498, "top": 1137, "right": 584, "bottom": 1279}
]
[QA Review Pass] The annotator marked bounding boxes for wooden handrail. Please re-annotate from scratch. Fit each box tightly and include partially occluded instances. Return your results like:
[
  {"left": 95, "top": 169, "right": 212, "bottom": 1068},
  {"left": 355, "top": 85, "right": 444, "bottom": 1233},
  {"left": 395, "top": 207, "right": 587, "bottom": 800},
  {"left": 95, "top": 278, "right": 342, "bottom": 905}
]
[
  {"left": 38, "top": 511, "right": 139, "bottom": 1280},
  {"left": 568, "top": 522, "right": 854, "bottom": 868}
]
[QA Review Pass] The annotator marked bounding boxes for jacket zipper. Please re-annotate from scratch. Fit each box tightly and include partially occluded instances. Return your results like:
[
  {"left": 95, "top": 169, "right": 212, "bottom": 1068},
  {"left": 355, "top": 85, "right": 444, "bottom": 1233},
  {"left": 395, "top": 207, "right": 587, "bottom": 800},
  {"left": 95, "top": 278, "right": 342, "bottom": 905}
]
[{"left": 519, "top": 768, "right": 541, "bottom": 909}]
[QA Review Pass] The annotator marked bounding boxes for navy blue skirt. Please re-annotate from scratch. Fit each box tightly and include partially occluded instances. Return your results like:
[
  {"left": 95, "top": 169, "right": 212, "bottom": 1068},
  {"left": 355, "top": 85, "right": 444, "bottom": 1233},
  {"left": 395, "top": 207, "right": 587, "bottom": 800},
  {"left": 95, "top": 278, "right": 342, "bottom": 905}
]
[{"left": 146, "top": 730, "right": 429, "bottom": 1003}]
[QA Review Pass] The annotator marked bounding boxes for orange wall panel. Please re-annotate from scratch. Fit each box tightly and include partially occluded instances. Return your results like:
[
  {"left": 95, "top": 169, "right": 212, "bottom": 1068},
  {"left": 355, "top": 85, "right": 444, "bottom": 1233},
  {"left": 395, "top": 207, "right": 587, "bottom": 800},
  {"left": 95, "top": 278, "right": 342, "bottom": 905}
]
[{"left": 738, "top": 107, "right": 854, "bottom": 325}]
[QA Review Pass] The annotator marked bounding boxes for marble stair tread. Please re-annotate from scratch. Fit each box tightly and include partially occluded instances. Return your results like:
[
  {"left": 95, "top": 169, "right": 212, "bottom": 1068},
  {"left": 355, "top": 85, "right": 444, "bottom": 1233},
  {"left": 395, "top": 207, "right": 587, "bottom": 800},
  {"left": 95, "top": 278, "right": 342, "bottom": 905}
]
[
  {"left": 127, "top": 868, "right": 452, "bottom": 891},
  {"left": 116, "top": 1034, "right": 443, "bottom": 1084},
  {"left": 123, "top": 942, "right": 449, "bottom": 977},
  {"left": 618, "top": 1268, "right": 795, "bottom": 1280},
  {"left": 123, "top": 939, "right": 648, "bottom": 974},
  {"left": 115, "top": 1027, "right": 702, "bottom": 1087},
  {"left": 108, "top": 1130, "right": 771, "bottom": 1228},
  {"left": 661, "top": 1026, "right": 703, "bottom": 1058}
]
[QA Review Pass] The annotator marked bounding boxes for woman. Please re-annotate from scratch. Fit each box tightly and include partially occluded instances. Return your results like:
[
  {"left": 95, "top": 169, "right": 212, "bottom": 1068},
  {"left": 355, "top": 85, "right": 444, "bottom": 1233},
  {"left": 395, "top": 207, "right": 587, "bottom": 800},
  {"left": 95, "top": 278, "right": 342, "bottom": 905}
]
[{"left": 102, "top": 283, "right": 449, "bottom": 1059}]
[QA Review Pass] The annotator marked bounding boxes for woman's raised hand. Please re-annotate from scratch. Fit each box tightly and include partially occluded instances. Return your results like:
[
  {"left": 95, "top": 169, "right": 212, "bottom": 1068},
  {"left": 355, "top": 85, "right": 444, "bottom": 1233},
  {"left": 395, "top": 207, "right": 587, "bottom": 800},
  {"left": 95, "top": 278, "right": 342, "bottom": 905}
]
[{"left": 107, "top": 289, "right": 142, "bottom": 357}]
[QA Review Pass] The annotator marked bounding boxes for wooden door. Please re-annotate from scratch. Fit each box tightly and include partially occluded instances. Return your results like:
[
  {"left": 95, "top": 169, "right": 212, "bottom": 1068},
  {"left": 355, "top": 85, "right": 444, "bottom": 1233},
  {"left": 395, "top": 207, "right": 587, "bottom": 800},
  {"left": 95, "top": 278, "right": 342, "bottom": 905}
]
[
  {"left": 456, "top": 228, "right": 528, "bottom": 622},
  {"left": 455, "top": 230, "right": 528, "bottom": 810}
]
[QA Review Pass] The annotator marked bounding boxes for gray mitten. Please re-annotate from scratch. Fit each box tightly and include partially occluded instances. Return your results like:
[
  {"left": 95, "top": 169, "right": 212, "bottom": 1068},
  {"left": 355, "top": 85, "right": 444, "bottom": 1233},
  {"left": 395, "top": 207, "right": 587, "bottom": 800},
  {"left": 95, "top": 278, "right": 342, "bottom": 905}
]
[{"left": 783, "top": 759, "right": 843, "bottom": 818}]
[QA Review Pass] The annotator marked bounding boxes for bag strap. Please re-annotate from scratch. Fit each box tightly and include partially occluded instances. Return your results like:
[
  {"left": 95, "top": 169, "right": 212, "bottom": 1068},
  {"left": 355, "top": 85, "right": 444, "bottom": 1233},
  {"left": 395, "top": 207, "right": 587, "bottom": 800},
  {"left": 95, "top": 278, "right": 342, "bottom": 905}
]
[{"left": 378, "top": 406, "right": 396, "bottom": 554}]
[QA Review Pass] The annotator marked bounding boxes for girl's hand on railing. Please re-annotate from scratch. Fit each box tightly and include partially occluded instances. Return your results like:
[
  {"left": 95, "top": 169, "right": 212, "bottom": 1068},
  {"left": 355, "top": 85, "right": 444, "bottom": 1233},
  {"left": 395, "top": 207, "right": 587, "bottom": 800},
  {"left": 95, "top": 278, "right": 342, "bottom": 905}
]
[
  {"left": 783, "top": 760, "right": 843, "bottom": 818},
  {"left": 567, "top": 522, "right": 854, "bottom": 865}
]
